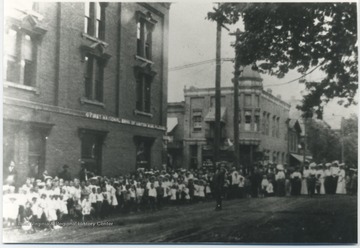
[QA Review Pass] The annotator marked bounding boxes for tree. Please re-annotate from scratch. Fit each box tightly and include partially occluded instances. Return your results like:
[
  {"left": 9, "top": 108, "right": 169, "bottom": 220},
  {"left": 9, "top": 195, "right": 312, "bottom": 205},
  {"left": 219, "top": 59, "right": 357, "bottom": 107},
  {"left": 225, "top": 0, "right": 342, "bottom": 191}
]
[
  {"left": 305, "top": 119, "right": 341, "bottom": 163},
  {"left": 342, "top": 114, "right": 358, "bottom": 167},
  {"left": 208, "top": 3, "right": 358, "bottom": 118}
]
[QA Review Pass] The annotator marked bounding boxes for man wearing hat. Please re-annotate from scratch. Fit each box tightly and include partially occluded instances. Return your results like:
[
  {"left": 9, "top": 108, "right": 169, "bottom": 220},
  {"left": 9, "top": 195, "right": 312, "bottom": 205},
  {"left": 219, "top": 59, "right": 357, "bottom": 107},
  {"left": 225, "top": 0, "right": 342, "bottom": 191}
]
[
  {"left": 58, "top": 164, "right": 72, "bottom": 181},
  {"left": 213, "top": 163, "right": 226, "bottom": 211}
]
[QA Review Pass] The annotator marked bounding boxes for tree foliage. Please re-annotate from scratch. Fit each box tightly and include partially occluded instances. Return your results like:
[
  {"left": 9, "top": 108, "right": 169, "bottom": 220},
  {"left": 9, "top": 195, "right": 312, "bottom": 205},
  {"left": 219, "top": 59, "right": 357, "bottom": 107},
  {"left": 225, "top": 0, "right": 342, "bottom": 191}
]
[
  {"left": 208, "top": 3, "right": 358, "bottom": 118},
  {"left": 305, "top": 119, "right": 341, "bottom": 163},
  {"left": 304, "top": 115, "right": 358, "bottom": 167},
  {"left": 342, "top": 114, "right": 358, "bottom": 167}
]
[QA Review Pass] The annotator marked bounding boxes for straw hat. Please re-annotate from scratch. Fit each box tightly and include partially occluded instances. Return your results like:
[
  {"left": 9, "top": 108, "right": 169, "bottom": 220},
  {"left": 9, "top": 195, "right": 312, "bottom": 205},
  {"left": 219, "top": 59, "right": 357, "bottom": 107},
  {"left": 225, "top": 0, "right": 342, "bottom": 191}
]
[{"left": 276, "top": 164, "right": 284, "bottom": 171}]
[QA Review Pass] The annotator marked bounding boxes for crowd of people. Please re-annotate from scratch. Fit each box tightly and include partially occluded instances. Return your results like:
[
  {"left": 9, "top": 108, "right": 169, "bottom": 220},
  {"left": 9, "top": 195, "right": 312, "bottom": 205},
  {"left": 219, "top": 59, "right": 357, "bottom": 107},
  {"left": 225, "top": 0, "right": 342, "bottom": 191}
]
[{"left": 2, "top": 160, "right": 358, "bottom": 233}]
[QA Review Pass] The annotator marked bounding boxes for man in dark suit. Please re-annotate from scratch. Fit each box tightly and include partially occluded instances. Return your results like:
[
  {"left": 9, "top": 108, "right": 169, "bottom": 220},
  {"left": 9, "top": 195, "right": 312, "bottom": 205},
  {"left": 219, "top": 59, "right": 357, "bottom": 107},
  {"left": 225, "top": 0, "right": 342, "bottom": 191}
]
[
  {"left": 58, "top": 164, "right": 72, "bottom": 181},
  {"left": 213, "top": 163, "right": 226, "bottom": 211}
]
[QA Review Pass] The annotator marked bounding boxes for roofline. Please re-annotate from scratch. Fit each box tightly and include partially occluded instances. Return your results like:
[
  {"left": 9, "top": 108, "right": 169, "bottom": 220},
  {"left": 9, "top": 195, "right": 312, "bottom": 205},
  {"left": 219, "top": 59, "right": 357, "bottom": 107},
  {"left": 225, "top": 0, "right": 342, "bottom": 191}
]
[{"left": 184, "top": 86, "right": 291, "bottom": 109}]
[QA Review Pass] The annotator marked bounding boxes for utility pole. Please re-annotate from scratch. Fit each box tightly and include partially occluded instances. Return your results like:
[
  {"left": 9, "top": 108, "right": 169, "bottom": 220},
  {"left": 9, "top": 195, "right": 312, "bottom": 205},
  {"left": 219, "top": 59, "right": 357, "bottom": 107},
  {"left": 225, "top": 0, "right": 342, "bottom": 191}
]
[
  {"left": 230, "top": 28, "right": 242, "bottom": 169},
  {"left": 214, "top": 20, "right": 222, "bottom": 166},
  {"left": 341, "top": 117, "right": 344, "bottom": 163}
]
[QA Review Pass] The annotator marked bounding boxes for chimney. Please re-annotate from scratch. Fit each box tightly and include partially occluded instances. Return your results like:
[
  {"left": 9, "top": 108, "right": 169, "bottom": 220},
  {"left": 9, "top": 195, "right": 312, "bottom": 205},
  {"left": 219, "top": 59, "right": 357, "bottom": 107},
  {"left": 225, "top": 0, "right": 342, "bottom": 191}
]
[
  {"left": 266, "top": 88, "right": 272, "bottom": 94},
  {"left": 276, "top": 94, "right": 282, "bottom": 99}
]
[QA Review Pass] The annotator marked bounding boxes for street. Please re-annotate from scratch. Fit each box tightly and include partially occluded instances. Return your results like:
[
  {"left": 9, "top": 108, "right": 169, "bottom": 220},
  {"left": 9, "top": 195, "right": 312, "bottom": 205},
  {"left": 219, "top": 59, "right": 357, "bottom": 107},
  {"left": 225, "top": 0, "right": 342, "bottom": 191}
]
[{"left": 3, "top": 195, "right": 357, "bottom": 244}]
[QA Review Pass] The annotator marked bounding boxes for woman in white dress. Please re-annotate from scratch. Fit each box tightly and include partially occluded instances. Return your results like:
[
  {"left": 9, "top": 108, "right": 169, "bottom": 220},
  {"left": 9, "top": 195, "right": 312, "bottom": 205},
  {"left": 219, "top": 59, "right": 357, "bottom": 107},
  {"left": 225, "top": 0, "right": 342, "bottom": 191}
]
[
  {"left": 317, "top": 164, "right": 326, "bottom": 194},
  {"left": 301, "top": 165, "right": 309, "bottom": 195},
  {"left": 336, "top": 164, "right": 347, "bottom": 194}
]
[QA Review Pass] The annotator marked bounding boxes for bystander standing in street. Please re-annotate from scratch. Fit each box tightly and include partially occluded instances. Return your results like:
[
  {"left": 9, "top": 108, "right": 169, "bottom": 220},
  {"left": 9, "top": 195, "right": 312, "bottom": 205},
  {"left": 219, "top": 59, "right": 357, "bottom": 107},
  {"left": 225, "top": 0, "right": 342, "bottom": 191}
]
[{"left": 213, "top": 164, "right": 225, "bottom": 211}]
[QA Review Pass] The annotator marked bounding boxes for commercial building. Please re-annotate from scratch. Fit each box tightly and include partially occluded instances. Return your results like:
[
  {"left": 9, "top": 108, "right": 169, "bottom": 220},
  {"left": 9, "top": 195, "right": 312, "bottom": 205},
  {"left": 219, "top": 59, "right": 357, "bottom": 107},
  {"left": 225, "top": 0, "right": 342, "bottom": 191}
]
[
  {"left": 3, "top": 2, "right": 170, "bottom": 184},
  {"left": 167, "top": 66, "right": 302, "bottom": 170}
]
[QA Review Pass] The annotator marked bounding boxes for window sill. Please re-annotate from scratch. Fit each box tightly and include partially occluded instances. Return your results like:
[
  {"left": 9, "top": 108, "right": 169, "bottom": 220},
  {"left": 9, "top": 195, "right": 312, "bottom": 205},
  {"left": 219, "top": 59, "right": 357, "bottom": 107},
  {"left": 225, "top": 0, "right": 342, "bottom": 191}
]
[
  {"left": 80, "top": 97, "right": 105, "bottom": 108},
  {"left": 134, "top": 109, "right": 153, "bottom": 118},
  {"left": 135, "top": 55, "right": 154, "bottom": 65},
  {"left": 81, "top": 32, "right": 108, "bottom": 47},
  {"left": 4, "top": 81, "right": 39, "bottom": 95}
]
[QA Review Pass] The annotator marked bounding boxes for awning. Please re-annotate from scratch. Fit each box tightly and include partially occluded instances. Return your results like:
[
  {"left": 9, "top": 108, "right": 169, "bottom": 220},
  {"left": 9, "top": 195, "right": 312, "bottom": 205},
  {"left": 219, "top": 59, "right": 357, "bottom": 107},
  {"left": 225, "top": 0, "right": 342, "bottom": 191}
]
[
  {"left": 167, "top": 117, "right": 178, "bottom": 133},
  {"left": 204, "top": 107, "right": 226, "bottom": 123},
  {"left": 290, "top": 153, "right": 312, "bottom": 162}
]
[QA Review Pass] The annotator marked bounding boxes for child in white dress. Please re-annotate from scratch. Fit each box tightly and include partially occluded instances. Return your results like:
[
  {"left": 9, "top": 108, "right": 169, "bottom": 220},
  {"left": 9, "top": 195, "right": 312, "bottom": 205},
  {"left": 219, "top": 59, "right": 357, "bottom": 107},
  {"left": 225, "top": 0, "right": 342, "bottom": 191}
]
[{"left": 81, "top": 194, "right": 92, "bottom": 222}]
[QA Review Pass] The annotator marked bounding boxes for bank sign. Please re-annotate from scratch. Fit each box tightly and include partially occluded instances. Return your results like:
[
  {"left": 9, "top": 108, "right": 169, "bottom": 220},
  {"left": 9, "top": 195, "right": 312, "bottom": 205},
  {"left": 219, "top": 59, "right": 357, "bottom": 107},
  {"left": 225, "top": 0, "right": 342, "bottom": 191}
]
[{"left": 85, "top": 112, "right": 166, "bottom": 131}]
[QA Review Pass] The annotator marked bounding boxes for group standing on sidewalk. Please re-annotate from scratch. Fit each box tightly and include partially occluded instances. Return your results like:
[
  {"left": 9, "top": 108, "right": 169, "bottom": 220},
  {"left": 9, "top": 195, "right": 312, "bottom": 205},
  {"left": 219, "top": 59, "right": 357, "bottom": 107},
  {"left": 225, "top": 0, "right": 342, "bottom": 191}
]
[{"left": 2, "top": 159, "right": 357, "bottom": 233}]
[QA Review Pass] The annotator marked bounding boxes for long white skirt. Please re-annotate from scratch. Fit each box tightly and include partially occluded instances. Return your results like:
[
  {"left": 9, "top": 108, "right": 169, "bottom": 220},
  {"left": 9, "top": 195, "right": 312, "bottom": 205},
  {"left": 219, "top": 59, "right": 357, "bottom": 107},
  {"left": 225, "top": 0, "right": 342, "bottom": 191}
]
[
  {"left": 301, "top": 178, "right": 308, "bottom": 195},
  {"left": 336, "top": 179, "right": 346, "bottom": 194}
]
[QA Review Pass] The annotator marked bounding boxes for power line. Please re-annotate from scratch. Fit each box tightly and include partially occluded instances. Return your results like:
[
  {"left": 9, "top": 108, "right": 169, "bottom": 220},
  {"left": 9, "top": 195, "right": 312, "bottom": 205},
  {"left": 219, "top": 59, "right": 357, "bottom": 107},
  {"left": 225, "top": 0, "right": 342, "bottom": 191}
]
[
  {"left": 170, "top": 58, "right": 325, "bottom": 89},
  {"left": 169, "top": 59, "right": 215, "bottom": 71},
  {"left": 265, "top": 63, "right": 324, "bottom": 87},
  {"left": 169, "top": 58, "right": 234, "bottom": 71}
]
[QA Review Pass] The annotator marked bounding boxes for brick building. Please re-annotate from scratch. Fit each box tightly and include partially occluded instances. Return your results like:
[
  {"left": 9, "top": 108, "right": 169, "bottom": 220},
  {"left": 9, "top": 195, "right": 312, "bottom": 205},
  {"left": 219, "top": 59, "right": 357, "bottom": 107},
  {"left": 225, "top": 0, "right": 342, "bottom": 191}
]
[
  {"left": 3, "top": 2, "right": 170, "bottom": 184},
  {"left": 167, "top": 66, "right": 302, "bottom": 171}
]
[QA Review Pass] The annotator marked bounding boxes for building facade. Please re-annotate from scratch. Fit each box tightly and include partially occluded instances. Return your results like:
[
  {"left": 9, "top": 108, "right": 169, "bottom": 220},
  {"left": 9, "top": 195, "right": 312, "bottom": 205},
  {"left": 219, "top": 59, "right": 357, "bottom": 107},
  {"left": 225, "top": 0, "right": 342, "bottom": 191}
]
[
  {"left": 3, "top": 2, "right": 170, "bottom": 184},
  {"left": 167, "top": 66, "right": 300, "bottom": 170}
]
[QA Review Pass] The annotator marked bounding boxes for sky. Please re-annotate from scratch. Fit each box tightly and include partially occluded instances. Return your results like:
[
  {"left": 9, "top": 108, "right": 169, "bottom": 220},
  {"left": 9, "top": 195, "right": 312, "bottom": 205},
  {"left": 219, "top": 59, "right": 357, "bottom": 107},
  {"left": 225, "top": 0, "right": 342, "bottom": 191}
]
[{"left": 167, "top": 2, "right": 359, "bottom": 129}]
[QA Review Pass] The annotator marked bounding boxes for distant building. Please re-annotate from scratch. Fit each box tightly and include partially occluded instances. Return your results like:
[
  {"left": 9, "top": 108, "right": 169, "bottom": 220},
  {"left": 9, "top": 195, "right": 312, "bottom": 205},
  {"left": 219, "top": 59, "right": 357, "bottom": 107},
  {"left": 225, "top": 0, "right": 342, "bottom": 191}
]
[
  {"left": 3, "top": 2, "right": 170, "bottom": 184},
  {"left": 167, "top": 66, "right": 302, "bottom": 171}
]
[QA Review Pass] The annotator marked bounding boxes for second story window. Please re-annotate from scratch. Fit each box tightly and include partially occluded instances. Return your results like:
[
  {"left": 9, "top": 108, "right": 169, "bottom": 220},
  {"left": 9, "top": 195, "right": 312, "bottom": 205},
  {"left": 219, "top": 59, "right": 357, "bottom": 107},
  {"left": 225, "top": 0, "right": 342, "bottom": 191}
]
[
  {"left": 262, "top": 112, "right": 266, "bottom": 134},
  {"left": 5, "top": 28, "right": 36, "bottom": 86},
  {"left": 272, "top": 116, "right": 276, "bottom": 137},
  {"left": 245, "top": 111, "right": 252, "bottom": 131},
  {"left": 136, "top": 11, "right": 157, "bottom": 61},
  {"left": 84, "top": 2, "right": 106, "bottom": 40},
  {"left": 136, "top": 73, "right": 152, "bottom": 113},
  {"left": 84, "top": 54, "right": 104, "bottom": 102},
  {"left": 254, "top": 114, "right": 260, "bottom": 132},
  {"left": 245, "top": 94, "right": 252, "bottom": 106},
  {"left": 193, "top": 110, "right": 202, "bottom": 131}
]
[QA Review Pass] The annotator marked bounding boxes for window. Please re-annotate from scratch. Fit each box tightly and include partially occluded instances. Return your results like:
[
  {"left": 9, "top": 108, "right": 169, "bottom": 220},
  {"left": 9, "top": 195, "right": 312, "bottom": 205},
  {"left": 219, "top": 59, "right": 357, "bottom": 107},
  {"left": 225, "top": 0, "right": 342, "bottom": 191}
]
[
  {"left": 28, "top": 129, "right": 46, "bottom": 176},
  {"left": 272, "top": 116, "right": 276, "bottom": 137},
  {"left": 210, "top": 96, "right": 225, "bottom": 107},
  {"left": 245, "top": 111, "right": 251, "bottom": 131},
  {"left": 136, "top": 139, "right": 152, "bottom": 169},
  {"left": 245, "top": 94, "right": 252, "bottom": 106},
  {"left": 136, "top": 73, "right": 152, "bottom": 113},
  {"left": 193, "top": 110, "right": 202, "bottom": 131},
  {"left": 254, "top": 114, "right": 260, "bottom": 132},
  {"left": 84, "top": 54, "right": 104, "bottom": 102},
  {"left": 84, "top": 2, "right": 105, "bottom": 40},
  {"left": 267, "top": 113, "right": 270, "bottom": 135},
  {"left": 137, "top": 12, "right": 156, "bottom": 60},
  {"left": 276, "top": 117, "right": 280, "bottom": 138},
  {"left": 262, "top": 112, "right": 266, "bottom": 134},
  {"left": 81, "top": 131, "right": 105, "bottom": 175},
  {"left": 5, "top": 28, "right": 36, "bottom": 86},
  {"left": 255, "top": 95, "right": 260, "bottom": 107}
]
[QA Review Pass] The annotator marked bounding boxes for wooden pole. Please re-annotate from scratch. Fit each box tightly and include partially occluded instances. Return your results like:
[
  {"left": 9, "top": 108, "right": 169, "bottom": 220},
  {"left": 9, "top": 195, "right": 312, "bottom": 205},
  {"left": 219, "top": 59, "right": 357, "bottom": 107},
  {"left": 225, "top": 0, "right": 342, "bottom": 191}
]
[
  {"left": 214, "top": 20, "right": 222, "bottom": 166},
  {"left": 230, "top": 29, "right": 242, "bottom": 169}
]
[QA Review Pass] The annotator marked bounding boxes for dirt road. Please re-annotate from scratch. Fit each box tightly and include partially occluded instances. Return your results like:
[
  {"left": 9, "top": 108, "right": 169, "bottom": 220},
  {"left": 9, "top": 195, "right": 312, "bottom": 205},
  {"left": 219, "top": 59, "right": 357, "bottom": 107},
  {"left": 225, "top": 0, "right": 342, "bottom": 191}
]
[{"left": 3, "top": 195, "right": 357, "bottom": 243}]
